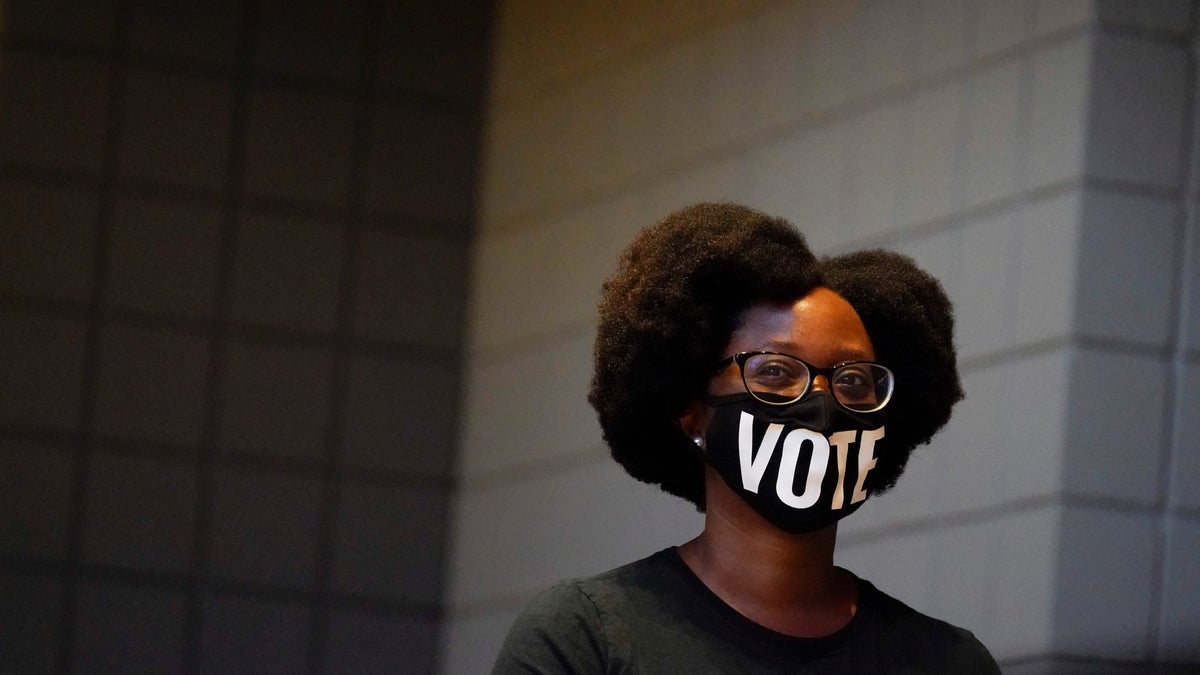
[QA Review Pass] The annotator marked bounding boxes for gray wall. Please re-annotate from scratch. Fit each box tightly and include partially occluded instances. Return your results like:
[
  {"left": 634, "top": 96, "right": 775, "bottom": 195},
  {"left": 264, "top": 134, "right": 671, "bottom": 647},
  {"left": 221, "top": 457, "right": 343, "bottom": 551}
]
[
  {"left": 446, "top": 1, "right": 1200, "bottom": 673},
  {"left": 0, "top": 2, "right": 490, "bottom": 673}
]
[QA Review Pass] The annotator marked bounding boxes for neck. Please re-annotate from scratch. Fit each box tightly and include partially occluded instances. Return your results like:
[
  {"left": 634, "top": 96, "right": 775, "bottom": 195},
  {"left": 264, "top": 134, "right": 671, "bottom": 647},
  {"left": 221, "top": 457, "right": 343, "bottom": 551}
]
[{"left": 677, "top": 468, "right": 858, "bottom": 637}]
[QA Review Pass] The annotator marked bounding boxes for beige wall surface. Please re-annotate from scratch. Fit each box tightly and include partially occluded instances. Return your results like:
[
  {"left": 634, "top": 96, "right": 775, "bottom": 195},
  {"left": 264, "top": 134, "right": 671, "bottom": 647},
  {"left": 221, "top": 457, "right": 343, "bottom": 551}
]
[{"left": 446, "top": 1, "right": 1199, "bottom": 674}]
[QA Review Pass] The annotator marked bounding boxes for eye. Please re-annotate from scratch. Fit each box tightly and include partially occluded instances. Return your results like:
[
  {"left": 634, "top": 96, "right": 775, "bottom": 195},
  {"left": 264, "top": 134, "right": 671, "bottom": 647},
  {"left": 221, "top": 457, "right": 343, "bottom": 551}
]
[
  {"left": 833, "top": 368, "right": 867, "bottom": 387},
  {"left": 832, "top": 365, "right": 875, "bottom": 402},
  {"left": 756, "top": 360, "right": 794, "bottom": 379},
  {"left": 743, "top": 354, "right": 807, "bottom": 388}
]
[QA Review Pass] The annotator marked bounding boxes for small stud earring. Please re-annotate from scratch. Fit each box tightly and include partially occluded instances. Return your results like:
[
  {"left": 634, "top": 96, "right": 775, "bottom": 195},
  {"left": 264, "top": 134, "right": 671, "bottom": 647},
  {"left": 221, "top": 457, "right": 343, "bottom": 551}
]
[{"left": 693, "top": 436, "right": 704, "bottom": 446}]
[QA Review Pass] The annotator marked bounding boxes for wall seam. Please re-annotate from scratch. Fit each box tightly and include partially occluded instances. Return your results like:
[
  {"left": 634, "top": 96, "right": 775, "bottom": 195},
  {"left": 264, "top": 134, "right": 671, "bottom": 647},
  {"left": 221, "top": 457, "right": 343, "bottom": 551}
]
[
  {"left": 303, "top": 0, "right": 382, "bottom": 669},
  {"left": 178, "top": 0, "right": 257, "bottom": 670},
  {"left": 54, "top": 1, "right": 131, "bottom": 671},
  {"left": 1151, "top": 0, "right": 1200, "bottom": 660}
]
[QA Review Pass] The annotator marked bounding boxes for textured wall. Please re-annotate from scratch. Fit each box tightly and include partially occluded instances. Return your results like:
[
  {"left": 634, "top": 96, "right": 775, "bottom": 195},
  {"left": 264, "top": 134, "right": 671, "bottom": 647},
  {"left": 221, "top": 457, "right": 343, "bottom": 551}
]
[
  {"left": 446, "top": 1, "right": 1199, "bottom": 673},
  {"left": 0, "top": 2, "right": 490, "bottom": 673}
]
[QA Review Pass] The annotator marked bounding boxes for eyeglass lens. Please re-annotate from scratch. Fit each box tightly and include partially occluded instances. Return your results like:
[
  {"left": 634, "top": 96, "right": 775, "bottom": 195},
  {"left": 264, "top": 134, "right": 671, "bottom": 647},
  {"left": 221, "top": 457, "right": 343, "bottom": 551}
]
[{"left": 739, "top": 353, "right": 892, "bottom": 412}]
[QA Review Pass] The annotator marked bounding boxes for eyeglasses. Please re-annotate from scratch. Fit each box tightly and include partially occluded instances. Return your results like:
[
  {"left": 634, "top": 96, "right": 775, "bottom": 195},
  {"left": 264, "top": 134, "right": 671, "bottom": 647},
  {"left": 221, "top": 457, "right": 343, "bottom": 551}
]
[{"left": 712, "top": 351, "right": 894, "bottom": 412}]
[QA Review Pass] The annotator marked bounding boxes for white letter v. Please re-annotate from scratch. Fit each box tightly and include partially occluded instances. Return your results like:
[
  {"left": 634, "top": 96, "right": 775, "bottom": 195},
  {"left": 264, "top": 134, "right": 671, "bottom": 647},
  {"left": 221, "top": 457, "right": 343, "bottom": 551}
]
[{"left": 739, "top": 411, "right": 782, "bottom": 493}]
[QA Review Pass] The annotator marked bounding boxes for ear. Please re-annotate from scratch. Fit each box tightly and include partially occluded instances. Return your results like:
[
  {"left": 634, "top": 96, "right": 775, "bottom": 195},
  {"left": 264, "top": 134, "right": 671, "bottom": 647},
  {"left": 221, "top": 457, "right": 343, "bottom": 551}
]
[{"left": 676, "top": 400, "right": 713, "bottom": 442}]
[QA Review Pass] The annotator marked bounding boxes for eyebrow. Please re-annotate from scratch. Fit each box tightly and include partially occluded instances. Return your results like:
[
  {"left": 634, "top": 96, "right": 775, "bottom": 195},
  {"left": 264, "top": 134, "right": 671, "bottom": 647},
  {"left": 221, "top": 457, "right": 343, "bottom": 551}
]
[{"left": 756, "top": 341, "right": 873, "bottom": 362}]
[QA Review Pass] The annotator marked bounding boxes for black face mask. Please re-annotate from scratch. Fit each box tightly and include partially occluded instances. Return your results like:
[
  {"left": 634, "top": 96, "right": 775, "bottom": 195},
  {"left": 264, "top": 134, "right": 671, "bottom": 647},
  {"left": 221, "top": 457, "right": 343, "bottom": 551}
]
[{"left": 698, "top": 392, "right": 888, "bottom": 534}]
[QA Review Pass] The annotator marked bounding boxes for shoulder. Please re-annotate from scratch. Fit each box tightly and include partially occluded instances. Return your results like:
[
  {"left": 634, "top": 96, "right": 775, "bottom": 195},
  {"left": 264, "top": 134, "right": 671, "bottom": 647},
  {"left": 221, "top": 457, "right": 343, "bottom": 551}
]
[
  {"left": 491, "top": 580, "right": 607, "bottom": 674},
  {"left": 859, "top": 580, "right": 1002, "bottom": 673},
  {"left": 491, "top": 552, "right": 674, "bottom": 675}
]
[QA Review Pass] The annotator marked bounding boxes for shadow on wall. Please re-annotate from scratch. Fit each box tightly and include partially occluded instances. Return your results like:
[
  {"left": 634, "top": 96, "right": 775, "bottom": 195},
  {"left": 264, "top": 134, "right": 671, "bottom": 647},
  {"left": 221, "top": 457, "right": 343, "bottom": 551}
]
[{"left": 0, "top": 2, "right": 492, "bottom": 673}]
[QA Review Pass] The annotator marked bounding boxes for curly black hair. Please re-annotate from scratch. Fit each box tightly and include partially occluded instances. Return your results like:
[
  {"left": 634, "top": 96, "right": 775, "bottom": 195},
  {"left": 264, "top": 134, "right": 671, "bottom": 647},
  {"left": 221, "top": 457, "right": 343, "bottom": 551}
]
[
  {"left": 588, "top": 202, "right": 963, "bottom": 510},
  {"left": 821, "top": 249, "right": 964, "bottom": 493}
]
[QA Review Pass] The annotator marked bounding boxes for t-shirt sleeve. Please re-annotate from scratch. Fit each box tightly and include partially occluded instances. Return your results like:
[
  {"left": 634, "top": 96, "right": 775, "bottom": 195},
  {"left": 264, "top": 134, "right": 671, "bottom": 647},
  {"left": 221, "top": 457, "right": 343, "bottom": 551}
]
[
  {"left": 898, "top": 620, "right": 1003, "bottom": 674},
  {"left": 943, "top": 630, "right": 1002, "bottom": 674},
  {"left": 491, "top": 582, "right": 609, "bottom": 675},
  {"left": 868, "top": 583, "right": 1003, "bottom": 674}
]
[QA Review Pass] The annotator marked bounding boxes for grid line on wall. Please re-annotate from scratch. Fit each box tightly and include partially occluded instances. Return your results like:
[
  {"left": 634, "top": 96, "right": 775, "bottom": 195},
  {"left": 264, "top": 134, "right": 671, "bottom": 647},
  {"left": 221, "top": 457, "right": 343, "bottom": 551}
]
[
  {"left": 179, "top": 0, "right": 257, "bottom": 670},
  {"left": 52, "top": 1, "right": 132, "bottom": 672},
  {"left": 2, "top": 553, "right": 443, "bottom": 615},
  {"left": 304, "top": 0, "right": 383, "bottom": 670},
  {"left": 0, "top": 295, "right": 468, "bottom": 368}
]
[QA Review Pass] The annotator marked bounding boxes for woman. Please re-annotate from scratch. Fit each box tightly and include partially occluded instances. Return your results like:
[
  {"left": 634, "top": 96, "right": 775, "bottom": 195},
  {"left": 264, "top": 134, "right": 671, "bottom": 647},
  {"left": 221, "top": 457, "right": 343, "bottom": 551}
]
[{"left": 492, "top": 203, "right": 1000, "bottom": 673}]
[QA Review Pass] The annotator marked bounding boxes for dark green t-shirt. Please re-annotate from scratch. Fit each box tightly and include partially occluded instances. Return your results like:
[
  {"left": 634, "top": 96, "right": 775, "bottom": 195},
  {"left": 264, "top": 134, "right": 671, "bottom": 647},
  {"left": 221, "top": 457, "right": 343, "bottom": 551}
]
[{"left": 492, "top": 548, "right": 1000, "bottom": 674}]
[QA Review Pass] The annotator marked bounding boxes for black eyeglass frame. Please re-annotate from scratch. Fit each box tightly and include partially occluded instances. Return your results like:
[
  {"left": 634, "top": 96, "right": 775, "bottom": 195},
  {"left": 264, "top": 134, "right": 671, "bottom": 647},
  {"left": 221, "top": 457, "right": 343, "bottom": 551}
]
[{"left": 712, "top": 350, "right": 895, "bottom": 412}]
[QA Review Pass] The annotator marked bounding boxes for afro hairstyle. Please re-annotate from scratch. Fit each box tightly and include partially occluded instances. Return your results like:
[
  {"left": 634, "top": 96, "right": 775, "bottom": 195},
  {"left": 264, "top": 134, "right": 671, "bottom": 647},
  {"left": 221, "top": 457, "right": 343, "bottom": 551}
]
[
  {"left": 590, "top": 204, "right": 965, "bottom": 510},
  {"left": 820, "top": 249, "right": 964, "bottom": 494},
  {"left": 588, "top": 203, "right": 823, "bottom": 509}
]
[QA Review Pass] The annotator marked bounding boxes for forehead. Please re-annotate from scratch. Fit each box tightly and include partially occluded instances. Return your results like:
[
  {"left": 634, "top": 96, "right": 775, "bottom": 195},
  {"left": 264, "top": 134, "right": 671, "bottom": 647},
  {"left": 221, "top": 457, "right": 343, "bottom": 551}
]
[{"left": 727, "top": 287, "right": 875, "bottom": 364}]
